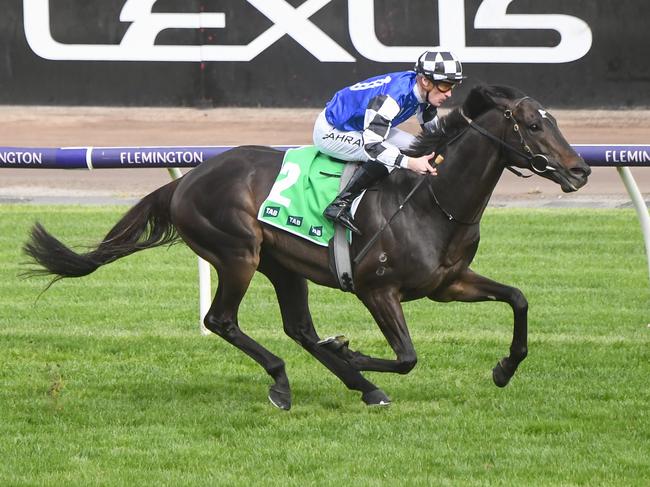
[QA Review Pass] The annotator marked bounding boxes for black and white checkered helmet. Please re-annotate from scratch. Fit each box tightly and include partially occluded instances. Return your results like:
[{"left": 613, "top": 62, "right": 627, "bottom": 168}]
[{"left": 414, "top": 50, "right": 466, "bottom": 83}]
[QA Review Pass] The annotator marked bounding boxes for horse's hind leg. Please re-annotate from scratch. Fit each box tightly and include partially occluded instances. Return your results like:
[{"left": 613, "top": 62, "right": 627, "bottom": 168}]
[
  {"left": 259, "top": 258, "right": 390, "bottom": 406},
  {"left": 432, "top": 268, "right": 528, "bottom": 387},
  {"left": 202, "top": 264, "right": 292, "bottom": 409},
  {"left": 172, "top": 188, "right": 292, "bottom": 408}
]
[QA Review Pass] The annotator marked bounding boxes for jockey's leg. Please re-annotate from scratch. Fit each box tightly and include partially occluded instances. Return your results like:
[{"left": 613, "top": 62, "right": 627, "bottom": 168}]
[
  {"left": 313, "top": 111, "right": 416, "bottom": 234},
  {"left": 312, "top": 110, "right": 416, "bottom": 161},
  {"left": 312, "top": 109, "right": 366, "bottom": 161},
  {"left": 385, "top": 127, "right": 416, "bottom": 151},
  {"left": 322, "top": 160, "right": 387, "bottom": 235}
]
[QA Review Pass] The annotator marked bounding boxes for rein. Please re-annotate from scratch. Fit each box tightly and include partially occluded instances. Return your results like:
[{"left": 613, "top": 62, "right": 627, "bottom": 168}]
[
  {"left": 418, "top": 98, "right": 559, "bottom": 225},
  {"left": 354, "top": 165, "right": 479, "bottom": 266},
  {"left": 353, "top": 176, "right": 428, "bottom": 265},
  {"left": 425, "top": 177, "right": 480, "bottom": 225},
  {"left": 353, "top": 97, "right": 557, "bottom": 263},
  {"left": 460, "top": 97, "right": 557, "bottom": 177},
  {"left": 464, "top": 117, "right": 533, "bottom": 179}
]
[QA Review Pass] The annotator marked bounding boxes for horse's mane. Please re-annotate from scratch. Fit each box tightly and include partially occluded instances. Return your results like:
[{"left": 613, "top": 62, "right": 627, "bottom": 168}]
[{"left": 405, "top": 84, "right": 527, "bottom": 157}]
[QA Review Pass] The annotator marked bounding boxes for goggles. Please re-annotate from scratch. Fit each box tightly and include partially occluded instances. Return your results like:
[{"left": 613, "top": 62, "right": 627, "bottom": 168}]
[{"left": 434, "top": 81, "right": 457, "bottom": 93}]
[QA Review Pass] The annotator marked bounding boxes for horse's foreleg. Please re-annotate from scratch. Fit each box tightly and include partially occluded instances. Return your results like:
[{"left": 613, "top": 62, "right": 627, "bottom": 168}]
[
  {"left": 260, "top": 259, "right": 390, "bottom": 406},
  {"left": 433, "top": 269, "right": 528, "bottom": 387},
  {"left": 341, "top": 288, "right": 418, "bottom": 375}
]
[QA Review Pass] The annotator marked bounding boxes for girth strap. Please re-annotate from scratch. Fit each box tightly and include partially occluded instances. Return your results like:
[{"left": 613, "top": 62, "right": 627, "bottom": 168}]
[{"left": 329, "top": 162, "right": 358, "bottom": 292}]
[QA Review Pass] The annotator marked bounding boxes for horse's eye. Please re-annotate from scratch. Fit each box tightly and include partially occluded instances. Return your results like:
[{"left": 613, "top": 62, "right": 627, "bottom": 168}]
[{"left": 529, "top": 123, "right": 541, "bottom": 132}]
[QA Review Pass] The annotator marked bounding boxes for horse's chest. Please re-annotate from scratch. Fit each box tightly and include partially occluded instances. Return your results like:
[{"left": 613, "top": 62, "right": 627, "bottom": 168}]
[
  {"left": 404, "top": 226, "right": 479, "bottom": 267},
  {"left": 396, "top": 230, "right": 480, "bottom": 295},
  {"left": 441, "top": 231, "right": 480, "bottom": 266}
]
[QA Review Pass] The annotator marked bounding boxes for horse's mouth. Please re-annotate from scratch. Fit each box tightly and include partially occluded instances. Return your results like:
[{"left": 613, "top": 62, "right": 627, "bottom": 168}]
[
  {"left": 559, "top": 173, "right": 589, "bottom": 193},
  {"left": 548, "top": 161, "right": 590, "bottom": 193},
  {"left": 561, "top": 182, "right": 579, "bottom": 193}
]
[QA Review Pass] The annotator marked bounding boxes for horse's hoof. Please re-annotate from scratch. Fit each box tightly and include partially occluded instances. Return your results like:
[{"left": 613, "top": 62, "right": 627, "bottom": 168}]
[
  {"left": 492, "top": 360, "right": 513, "bottom": 388},
  {"left": 268, "top": 385, "right": 292, "bottom": 410},
  {"left": 317, "top": 335, "right": 349, "bottom": 352},
  {"left": 362, "top": 389, "right": 391, "bottom": 407}
]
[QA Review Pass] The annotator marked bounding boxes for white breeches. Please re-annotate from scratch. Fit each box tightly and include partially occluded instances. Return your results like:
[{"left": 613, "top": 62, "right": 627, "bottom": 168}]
[{"left": 312, "top": 109, "right": 415, "bottom": 172}]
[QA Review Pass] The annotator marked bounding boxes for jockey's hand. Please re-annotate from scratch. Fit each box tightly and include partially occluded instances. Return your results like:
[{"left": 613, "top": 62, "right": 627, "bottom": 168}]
[{"left": 406, "top": 153, "right": 437, "bottom": 176}]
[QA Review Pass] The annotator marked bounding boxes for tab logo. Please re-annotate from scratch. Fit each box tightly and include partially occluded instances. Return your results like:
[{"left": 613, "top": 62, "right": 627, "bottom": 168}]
[
  {"left": 309, "top": 226, "right": 323, "bottom": 237},
  {"left": 287, "top": 216, "right": 303, "bottom": 227},
  {"left": 23, "top": 0, "right": 592, "bottom": 63},
  {"left": 264, "top": 206, "right": 280, "bottom": 218}
]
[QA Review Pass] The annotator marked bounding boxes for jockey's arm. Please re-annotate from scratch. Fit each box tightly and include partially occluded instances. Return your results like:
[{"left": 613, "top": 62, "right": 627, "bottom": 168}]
[
  {"left": 362, "top": 95, "right": 436, "bottom": 175},
  {"left": 362, "top": 95, "right": 406, "bottom": 168}
]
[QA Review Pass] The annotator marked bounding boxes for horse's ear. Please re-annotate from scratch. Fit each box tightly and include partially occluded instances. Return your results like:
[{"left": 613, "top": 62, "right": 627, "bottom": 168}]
[
  {"left": 463, "top": 85, "right": 522, "bottom": 118},
  {"left": 462, "top": 85, "right": 497, "bottom": 119}
]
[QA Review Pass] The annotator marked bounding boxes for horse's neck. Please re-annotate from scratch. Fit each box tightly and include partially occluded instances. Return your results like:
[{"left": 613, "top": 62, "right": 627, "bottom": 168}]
[{"left": 428, "top": 130, "right": 505, "bottom": 222}]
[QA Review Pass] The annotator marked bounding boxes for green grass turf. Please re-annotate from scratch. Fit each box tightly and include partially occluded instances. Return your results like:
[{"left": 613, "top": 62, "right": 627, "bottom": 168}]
[{"left": 0, "top": 205, "right": 648, "bottom": 486}]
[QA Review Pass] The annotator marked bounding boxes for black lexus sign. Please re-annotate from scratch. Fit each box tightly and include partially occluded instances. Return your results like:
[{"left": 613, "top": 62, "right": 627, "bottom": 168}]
[{"left": 0, "top": 0, "right": 648, "bottom": 107}]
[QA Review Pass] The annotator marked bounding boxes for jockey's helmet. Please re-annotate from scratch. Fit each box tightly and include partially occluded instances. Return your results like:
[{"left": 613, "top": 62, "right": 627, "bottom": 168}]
[{"left": 414, "top": 50, "right": 466, "bottom": 83}]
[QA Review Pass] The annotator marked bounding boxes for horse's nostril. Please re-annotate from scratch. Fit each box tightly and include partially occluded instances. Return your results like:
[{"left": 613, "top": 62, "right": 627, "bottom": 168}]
[{"left": 570, "top": 165, "right": 591, "bottom": 178}]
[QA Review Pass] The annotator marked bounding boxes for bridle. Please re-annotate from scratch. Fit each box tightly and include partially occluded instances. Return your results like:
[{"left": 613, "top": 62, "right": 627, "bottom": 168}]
[
  {"left": 425, "top": 97, "right": 558, "bottom": 225},
  {"left": 354, "top": 98, "right": 560, "bottom": 262},
  {"left": 460, "top": 96, "right": 557, "bottom": 177}
]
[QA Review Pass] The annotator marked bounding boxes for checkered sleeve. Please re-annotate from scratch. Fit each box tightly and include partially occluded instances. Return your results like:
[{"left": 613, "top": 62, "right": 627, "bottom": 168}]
[
  {"left": 417, "top": 104, "right": 440, "bottom": 133},
  {"left": 362, "top": 95, "right": 407, "bottom": 168}
]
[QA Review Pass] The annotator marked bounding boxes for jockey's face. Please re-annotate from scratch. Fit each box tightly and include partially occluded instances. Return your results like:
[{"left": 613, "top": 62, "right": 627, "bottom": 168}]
[
  {"left": 418, "top": 75, "right": 455, "bottom": 107},
  {"left": 426, "top": 81, "right": 455, "bottom": 107}
]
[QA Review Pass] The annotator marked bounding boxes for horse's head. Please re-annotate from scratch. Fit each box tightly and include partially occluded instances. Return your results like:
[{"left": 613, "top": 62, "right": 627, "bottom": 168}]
[{"left": 463, "top": 85, "right": 591, "bottom": 192}]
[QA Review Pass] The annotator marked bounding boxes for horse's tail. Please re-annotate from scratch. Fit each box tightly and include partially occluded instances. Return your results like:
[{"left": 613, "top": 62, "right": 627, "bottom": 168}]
[{"left": 23, "top": 178, "right": 182, "bottom": 285}]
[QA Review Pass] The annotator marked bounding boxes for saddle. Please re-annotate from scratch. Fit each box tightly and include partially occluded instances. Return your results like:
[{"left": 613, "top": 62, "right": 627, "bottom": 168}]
[{"left": 257, "top": 146, "right": 358, "bottom": 291}]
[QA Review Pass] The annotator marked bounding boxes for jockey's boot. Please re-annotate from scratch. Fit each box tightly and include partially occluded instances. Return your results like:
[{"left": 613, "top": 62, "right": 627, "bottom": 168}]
[{"left": 323, "top": 160, "right": 388, "bottom": 235}]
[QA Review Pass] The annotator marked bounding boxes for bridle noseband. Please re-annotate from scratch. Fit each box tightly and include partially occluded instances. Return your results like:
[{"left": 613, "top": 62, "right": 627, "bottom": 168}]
[{"left": 461, "top": 97, "right": 557, "bottom": 177}]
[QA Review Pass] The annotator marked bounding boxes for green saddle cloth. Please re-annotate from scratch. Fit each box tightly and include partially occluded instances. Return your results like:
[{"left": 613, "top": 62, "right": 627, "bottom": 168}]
[{"left": 257, "top": 146, "right": 347, "bottom": 247}]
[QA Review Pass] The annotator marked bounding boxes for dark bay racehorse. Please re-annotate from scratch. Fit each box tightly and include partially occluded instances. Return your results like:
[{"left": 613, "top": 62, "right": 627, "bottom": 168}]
[{"left": 24, "top": 85, "right": 590, "bottom": 409}]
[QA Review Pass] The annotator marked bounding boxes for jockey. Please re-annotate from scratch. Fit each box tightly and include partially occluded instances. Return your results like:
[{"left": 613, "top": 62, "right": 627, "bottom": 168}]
[{"left": 314, "top": 49, "right": 465, "bottom": 235}]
